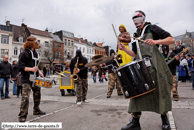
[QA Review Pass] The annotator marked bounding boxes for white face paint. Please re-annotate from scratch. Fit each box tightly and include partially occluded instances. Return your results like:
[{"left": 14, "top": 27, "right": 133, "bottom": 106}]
[{"left": 132, "top": 12, "right": 145, "bottom": 28}]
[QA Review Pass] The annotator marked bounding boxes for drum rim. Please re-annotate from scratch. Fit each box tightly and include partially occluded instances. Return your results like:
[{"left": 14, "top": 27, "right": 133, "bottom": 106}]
[{"left": 116, "top": 59, "right": 144, "bottom": 71}]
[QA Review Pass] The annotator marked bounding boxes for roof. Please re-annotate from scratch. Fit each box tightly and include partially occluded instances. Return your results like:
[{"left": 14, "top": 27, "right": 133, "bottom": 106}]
[
  {"left": 28, "top": 27, "right": 52, "bottom": 38},
  {"left": 0, "top": 25, "right": 12, "bottom": 32},
  {"left": 173, "top": 31, "right": 194, "bottom": 42},
  {"left": 49, "top": 33, "right": 63, "bottom": 43},
  {"left": 11, "top": 24, "right": 27, "bottom": 42},
  {"left": 96, "top": 43, "right": 104, "bottom": 47},
  {"left": 74, "top": 37, "right": 86, "bottom": 43}
]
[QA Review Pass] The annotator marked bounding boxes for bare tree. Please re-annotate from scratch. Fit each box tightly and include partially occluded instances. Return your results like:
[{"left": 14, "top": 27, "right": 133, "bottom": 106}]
[{"left": 38, "top": 41, "right": 63, "bottom": 65}]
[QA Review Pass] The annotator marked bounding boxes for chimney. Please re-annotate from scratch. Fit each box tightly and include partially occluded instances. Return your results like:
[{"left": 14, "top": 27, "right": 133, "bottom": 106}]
[
  {"left": 45, "top": 28, "right": 48, "bottom": 32},
  {"left": 6, "top": 21, "right": 10, "bottom": 26},
  {"left": 84, "top": 39, "right": 87, "bottom": 43}
]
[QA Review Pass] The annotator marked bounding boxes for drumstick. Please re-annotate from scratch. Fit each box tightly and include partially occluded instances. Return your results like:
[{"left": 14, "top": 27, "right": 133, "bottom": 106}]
[
  {"left": 37, "top": 53, "right": 43, "bottom": 67},
  {"left": 56, "top": 72, "right": 67, "bottom": 78},
  {"left": 112, "top": 24, "right": 119, "bottom": 42},
  {"left": 125, "top": 34, "right": 145, "bottom": 42}
]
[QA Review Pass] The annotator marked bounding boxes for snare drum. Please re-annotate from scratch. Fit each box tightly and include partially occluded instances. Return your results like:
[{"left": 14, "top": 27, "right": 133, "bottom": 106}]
[
  {"left": 35, "top": 77, "right": 53, "bottom": 88},
  {"left": 116, "top": 59, "right": 155, "bottom": 99}
]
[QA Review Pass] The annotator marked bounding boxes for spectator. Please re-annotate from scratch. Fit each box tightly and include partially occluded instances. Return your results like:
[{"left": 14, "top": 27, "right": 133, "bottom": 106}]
[
  {"left": 65, "top": 61, "right": 70, "bottom": 71},
  {"left": 53, "top": 66, "right": 56, "bottom": 74},
  {"left": 12, "top": 60, "right": 19, "bottom": 95},
  {"left": 0, "top": 55, "right": 13, "bottom": 100},
  {"left": 98, "top": 64, "right": 104, "bottom": 83},
  {"left": 15, "top": 72, "right": 22, "bottom": 97},
  {"left": 186, "top": 54, "right": 192, "bottom": 82},
  {"left": 91, "top": 66, "right": 97, "bottom": 83},
  {"left": 179, "top": 53, "right": 188, "bottom": 82},
  {"left": 43, "top": 65, "right": 47, "bottom": 77},
  {"left": 173, "top": 40, "right": 185, "bottom": 54},
  {"left": 188, "top": 54, "right": 194, "bottom": 90}
]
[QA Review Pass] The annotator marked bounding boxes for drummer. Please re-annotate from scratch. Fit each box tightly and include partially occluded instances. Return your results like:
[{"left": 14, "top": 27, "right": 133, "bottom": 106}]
[
  {"left": 117, "top": 24, "right": 133, "bottom": 66},
  {"left": 17, "top": 36, "right": 45, "bottom": 122},
  {"left": 118, "top": 10, "right": 175, "bottom": 130}
]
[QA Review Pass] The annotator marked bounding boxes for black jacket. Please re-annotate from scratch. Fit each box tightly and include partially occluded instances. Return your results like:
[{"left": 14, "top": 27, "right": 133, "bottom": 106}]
[
  {"left": 12, "top": 64, "right": 19, "bottom": 78},
  {"left": 70, "top": 56, "right": 88, "bottom": 79},
  {"left": 163, "top": 51, "right": 180, "bottom": 75},
  {"left": 17, "top": 49, "right": 39, "bottom": 85},
  {"left": 106, "top": 59, "right": 118, "bottom": 74},
  {"left": 0, "top": 61, "right": 13, "bottom": 78}
]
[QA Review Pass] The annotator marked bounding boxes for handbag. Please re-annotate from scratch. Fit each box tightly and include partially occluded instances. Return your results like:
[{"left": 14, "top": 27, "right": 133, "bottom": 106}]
[{"left": 101, "top": 74, "right": 105, "bottom": 79}]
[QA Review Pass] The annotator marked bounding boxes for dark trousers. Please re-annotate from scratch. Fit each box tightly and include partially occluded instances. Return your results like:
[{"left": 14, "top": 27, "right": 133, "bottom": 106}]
[{"left": 17, "top": 85, "right": 22, "bottom": 96}]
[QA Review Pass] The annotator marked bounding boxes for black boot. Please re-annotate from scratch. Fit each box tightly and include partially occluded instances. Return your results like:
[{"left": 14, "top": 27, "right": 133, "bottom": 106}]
[
  {"left": 121, "top": 117, "right": 141, "bottom": 130},
  {"left": 161, "top": 114, "right": 170, "bottom": 130}
]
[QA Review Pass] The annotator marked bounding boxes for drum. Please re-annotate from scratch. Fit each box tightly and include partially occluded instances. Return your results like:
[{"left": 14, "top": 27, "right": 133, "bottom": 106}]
[
  {"left": 35, "top": 77, "right": 53, "bottom": 88},
  {"left": 116, "top": 59, "right": 155, "bottom": 99}
]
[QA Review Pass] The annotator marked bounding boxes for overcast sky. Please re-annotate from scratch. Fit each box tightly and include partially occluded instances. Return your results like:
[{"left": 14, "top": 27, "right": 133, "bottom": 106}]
[{"left": 0, "top": 0, "right": 194, "bottom": 50}]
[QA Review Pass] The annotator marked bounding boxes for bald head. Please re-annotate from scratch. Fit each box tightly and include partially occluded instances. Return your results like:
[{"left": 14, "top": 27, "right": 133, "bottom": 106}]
[{"left": 3, "top": 55, "right": 8, "bottom": 62}]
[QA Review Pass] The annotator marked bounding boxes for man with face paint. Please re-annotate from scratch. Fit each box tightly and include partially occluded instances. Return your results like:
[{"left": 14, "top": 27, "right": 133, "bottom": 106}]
[
  {"left": 70, "top": 50, "right": 88, "bottom": 105},
  {"left": 118, "top": 10, "right": 175, "bottom": 130}
]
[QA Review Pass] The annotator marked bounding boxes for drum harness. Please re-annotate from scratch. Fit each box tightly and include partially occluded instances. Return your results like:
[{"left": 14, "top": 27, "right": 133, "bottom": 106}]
[{"left": 28, "top": 49, "right": 40, "bottom": 87}]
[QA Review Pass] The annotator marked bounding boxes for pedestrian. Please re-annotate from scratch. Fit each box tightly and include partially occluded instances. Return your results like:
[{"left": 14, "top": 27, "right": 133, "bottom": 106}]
[
  {"left": 17, "top": 36, "right": 46, "bottom": 122},
  {"left": 188, "top": 54, "right": 194, "bottom": 90},
  {"left": 65, "top": 61, "right": 70, "bottom": 71},
  {"left": 106, "top": 49, "right": 123, "bottom": 98},
  {"left": 179, "top": 53, "right": 188, "bottom": 82},
  {"left": 15, "top": 72, "right": 22, "bottom": 97},
  {"left": 43, "top": 65, "right": 47, "bottom": 77},
  {"left": 53, "top": 66, "right": 56, "bottom": 74},
  {"left": 46, "top": 65, "right": 50, "bottom": 76},
  {"left": 70, "top": 50, "right": 88, "bottom": 105},
  {"left": 91, "top": 66, "right": 97, "bottom": 83},
  {"left": 0, "top": 55, "right": 13, "bottom": 100},
  {"left": 117, "top": 24, "right": 132, "bottom": 66},
  {"left": 173, "top": 40, "right": 185, "bottom": 54},
  {"left": 102, "top": 63, "right": 108, "bottom": 81},
  {"left": 161, "top": 45, "right": 180, "bottom": 101},
  {"left": 186, "top": 54, "right": 192, "bottom": 82},
  {"left": 12, "top": 60, "right": 19, "bottom": 95},
  {"left": 98, "top": 64, "right": 104, "bottom": 83},
  {"left": 118, "top": 10, "right": 175, "bottom": 130}
]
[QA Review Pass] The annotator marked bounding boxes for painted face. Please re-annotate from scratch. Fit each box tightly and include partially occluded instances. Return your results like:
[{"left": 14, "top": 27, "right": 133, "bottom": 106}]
[{"left": 132, "top": 12, "right": 145, "bottom": 28}]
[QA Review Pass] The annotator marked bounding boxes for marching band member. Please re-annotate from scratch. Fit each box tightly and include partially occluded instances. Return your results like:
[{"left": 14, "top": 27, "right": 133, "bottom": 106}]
[
  {"left": 118, "top": 10, "right": 175, "bottom": 130},
  {"left": 117, "top": 24, "right": 132, "bottom": 66},
  {"left": 70, "top": 50, "right": 88, "bottom": 105},
  {"left": 162, "top": 45, "right": 180, "bottom": 101},
  {"left": 17, "top": 36, "right": 45, "bottom": 122},
  {"left": 106, "top": 49, "right": 123, "bottom": 98}
]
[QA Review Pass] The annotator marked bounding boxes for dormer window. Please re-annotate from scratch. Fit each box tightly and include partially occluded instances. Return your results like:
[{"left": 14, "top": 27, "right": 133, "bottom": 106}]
[
  {"left": 19, "top": 37, "right": 23, "bottom": 43},
  {"left": 79, "top": 40, "right": 81, "bottom": 43}
]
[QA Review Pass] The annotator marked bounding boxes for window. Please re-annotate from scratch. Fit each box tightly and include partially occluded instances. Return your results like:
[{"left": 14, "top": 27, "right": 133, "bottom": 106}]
[
  {"left": 64, "top": 39, "right": 67, "bottom": 45},
  {"left": 83, "top": 48, "right": 85, "bottom": 53},
  {"left": 71, "top": 41, "right": 73, "bottom": 46},
  {"left": 59, "top": 44, "right": 61, "bottom": 48},
  {"left": 1, "top": 35, "right": 9, "bottom": 44},
  {"left": 64, "top": 49, "right": 67, "bottom": 56},
  {"left": 80, "top": 47, "right": 81, "bottom": 50},
  {"left": 1, "top": 49, "right": 9, "bottom": 58},
  {"left": 71, "top": 51, "right": 73, "bottom": 56},
  {"left": 54, "top": 43, "right": 58, "bottom": 48},
  {"left": 90, "top": 49, "right": 91, "bottom": 54},
  {"left": 92, "top": 49, "right": 93, "bottom": 54},
  {"left": 87, "top": 48, "right": 89, "bottom": 53},
  {"left": 14, "top": 47, "right": 18, "bottom": 55},
  {"left": 45, "top": 41, "right": 49, "bottom": 47},
  {"left": 59, "top": 52, "right": 61, "bottom": 58},
  {"left": 19, "top": 37, "right": 23, "bottom": 43},
  {"left": 55, "top": 52, "right": 58, "bottom": 58},
  {"left": 68, "top": 40, "right": 70, "bottom": 46},
  {"left": 20, "top": 48, "right": 23, "bottom": 53},
  {"left": 37, "top": 40, "right": 40, "bottom": 44}
]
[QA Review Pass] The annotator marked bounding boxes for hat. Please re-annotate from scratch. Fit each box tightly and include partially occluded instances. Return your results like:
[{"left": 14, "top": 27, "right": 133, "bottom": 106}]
[{"left": 119, "top": 24, "right": 127, "bottom": 32}]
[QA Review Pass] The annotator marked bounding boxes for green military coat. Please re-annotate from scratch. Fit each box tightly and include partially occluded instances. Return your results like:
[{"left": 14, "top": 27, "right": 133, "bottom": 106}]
[{"left": 128, "top": 32, "right": 173, "bottom": 114}]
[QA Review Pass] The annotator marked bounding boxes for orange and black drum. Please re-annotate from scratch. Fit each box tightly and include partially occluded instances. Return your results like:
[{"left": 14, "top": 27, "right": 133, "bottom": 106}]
[
  {"left": 35, "top": 77, "right": 53, "bottom": 88},
  {"left": 115, "top": 59, "right": 156, "bottom": 99}
]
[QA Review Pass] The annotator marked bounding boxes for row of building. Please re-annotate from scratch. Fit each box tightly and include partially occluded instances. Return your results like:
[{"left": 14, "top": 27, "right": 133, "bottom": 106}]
[
  {"left": 1, "top": 20, "right": 194, "bottom": 65},
  {"left": 0, "top": 21, "right": 111, "bottom": 65}
]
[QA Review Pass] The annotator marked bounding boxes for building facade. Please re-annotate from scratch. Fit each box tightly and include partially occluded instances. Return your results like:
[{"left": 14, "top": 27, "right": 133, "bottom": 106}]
[
  {"left": 55, "top": 30, "right": 74, "bottom": 61},
  {"left": 0, "top": 23, "right": 13, "bottom": 62}
]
